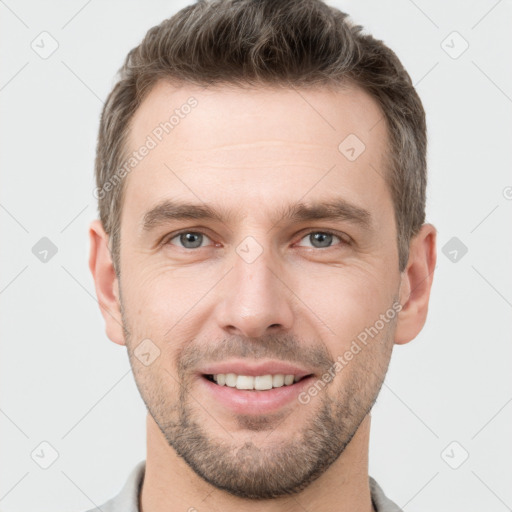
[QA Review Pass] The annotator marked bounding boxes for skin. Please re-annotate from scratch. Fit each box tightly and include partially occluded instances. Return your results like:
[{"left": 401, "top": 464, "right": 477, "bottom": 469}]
[{"left": 89, "top": 80, "right": 437, "bottom": 512}]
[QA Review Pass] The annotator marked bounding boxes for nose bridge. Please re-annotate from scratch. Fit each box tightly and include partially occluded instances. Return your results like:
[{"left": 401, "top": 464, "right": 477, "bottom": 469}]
[{"left": 215, "top": 234, "right": 294, "bottom": 338}]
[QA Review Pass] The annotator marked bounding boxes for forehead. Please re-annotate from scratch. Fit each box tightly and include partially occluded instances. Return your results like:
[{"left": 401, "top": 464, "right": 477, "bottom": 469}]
[
  {"left": 128, "top": 79, "right": 387, "bottom": 150},
  {"left": 121, "top": 80, "right": 391, "bottom": 228}
]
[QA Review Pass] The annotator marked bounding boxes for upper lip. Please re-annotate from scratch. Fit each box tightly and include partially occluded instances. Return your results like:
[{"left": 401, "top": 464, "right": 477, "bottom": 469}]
[{"left": 199, "top": 359, "right": 314, "bottom": 379}]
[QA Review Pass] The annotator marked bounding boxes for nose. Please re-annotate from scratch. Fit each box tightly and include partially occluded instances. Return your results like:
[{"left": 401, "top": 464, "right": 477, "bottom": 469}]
[{"left": 214, "top": 246, "right": 294, "bottom": 339}]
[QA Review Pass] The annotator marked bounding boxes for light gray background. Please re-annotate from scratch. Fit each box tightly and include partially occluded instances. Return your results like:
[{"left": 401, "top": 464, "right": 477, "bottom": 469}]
[{"left": 1, "top": 1, "right": 511, "bottom": 510}]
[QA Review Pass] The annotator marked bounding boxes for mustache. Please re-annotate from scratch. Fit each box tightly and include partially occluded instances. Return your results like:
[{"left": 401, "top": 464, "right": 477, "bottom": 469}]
[{"left": 176, "top": 333, "right": 335, "bottom": 376}]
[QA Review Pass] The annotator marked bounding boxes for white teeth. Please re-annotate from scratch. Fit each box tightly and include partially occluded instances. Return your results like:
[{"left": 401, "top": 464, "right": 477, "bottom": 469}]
[
  {"left": 211, "top": 373, "right": 300, "bottom": 390},
  {"left": 254, "top": 375, "right": 273, "bottom": 390},
  {"left": 272, "top": 374, "right": 284, "bottom": 388},
  {"left": 225, "top": 373, "right": 237, "bottom": 387},
  {"left": 236, "top": 375, "right": 254, "bottom": 389}
]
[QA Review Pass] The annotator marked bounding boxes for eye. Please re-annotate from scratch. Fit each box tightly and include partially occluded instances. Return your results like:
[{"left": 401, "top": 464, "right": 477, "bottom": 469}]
[
  {"left": 296, "top": 230, "right": 348, "bottom": 249},
  {"left": 166, "top": 231, "right": 212, "bottom": 249},
  {"left": 164, "top": 229, "right": 349, "bottom": 250}
]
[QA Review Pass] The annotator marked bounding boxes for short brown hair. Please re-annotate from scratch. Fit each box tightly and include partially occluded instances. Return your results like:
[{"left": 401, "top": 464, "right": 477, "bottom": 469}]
[{"left": 94, "top": 0, "right": 427, "bottom": 275}]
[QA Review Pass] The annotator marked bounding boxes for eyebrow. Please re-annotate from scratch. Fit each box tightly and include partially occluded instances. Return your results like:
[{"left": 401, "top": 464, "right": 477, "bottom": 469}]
[{"left": 141, "top": 198, "right": 373, "bottom": 233}]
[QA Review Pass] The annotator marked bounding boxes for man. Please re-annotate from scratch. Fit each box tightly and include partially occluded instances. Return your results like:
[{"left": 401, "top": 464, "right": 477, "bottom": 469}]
[{"left": 88, "top": 0, "right": 437, "bottom": 510}]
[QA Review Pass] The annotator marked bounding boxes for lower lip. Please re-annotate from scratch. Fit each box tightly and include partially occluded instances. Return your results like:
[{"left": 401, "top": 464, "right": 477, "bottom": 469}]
[{"left": 198, "top": 375, "right": 315, "bottom": 415}]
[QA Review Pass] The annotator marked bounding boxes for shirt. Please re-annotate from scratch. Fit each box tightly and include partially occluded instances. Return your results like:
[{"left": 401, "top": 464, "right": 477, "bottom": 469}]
[{"left": 85, "top": 460, "right": 403, "bottom": 512}]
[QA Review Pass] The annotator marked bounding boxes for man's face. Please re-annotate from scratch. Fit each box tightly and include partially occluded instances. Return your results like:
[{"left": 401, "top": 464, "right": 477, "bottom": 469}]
[{"left": 117, "top": 81, "right": 401, "bottom": 498}]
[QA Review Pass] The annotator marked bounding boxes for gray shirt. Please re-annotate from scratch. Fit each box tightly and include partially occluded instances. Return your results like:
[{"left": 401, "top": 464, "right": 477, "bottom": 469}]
[{"left": 86, "top": 460, "right": 403, "bottom": 512}]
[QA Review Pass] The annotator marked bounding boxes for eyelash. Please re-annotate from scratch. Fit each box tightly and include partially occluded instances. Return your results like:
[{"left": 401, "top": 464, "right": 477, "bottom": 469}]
[{"left": 163, "top": 229, "right": 350, "bottom": 250}]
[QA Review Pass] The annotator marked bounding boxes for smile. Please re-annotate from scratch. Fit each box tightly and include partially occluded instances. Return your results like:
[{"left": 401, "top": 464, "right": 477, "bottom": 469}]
[{"left": 204, "top": 373, "right": 311, "bottom": 390}]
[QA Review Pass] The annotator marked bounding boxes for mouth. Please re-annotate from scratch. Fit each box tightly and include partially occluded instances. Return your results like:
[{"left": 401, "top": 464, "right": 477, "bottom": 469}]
[
  {"left": 200, "top": 372, "right": 316, "bottom": 415},
  {"left": 203, "top": 373, "right": 314, "bottom": 390},
  {"left": 197, "top": 360, "right": 317, "bottom": 414}
]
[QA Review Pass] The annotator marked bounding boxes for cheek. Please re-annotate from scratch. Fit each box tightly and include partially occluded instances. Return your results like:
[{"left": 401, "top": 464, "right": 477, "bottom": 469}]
[
  {"left": 294, "top": 264, "right": 394, "bottom": 341},
  {"left": 122, "top": 245, "right": 397, "bottom": 344},
  {"left": 121, "top": 261, "right": 220, "bottom": 340},
  {"left": 123, "top": 262, "right": 219, "bottom": 356},
  {"left": 129, "top": 351, "right": 182, "bottom": 413}
]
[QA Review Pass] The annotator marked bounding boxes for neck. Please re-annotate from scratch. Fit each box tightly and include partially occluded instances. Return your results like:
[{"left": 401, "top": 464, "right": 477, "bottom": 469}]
[{"left": 140, "top": 413, "right": 374, "bottom": 512}]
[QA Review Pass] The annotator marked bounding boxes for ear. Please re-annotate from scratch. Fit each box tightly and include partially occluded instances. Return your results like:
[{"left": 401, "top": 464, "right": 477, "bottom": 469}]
[
  {"left": 88, "top": 219, "right": 126, "bottom": 346},
  {"left": 395, "top": 223, "right": 437, "bottom": 345}
]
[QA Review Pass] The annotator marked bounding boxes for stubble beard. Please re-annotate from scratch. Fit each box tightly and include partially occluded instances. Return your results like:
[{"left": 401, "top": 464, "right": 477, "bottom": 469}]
[{"left": 121, "top": 297, "right": 394, "bottom": 499}]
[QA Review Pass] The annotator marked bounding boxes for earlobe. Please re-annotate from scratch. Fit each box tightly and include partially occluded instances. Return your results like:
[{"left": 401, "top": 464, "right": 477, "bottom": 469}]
[
  {"left": 394, "top": 223, "right": 437, "bottom": 345},
  {"left": 88, "top": 219, "right": 126, "bottom": 346}
]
